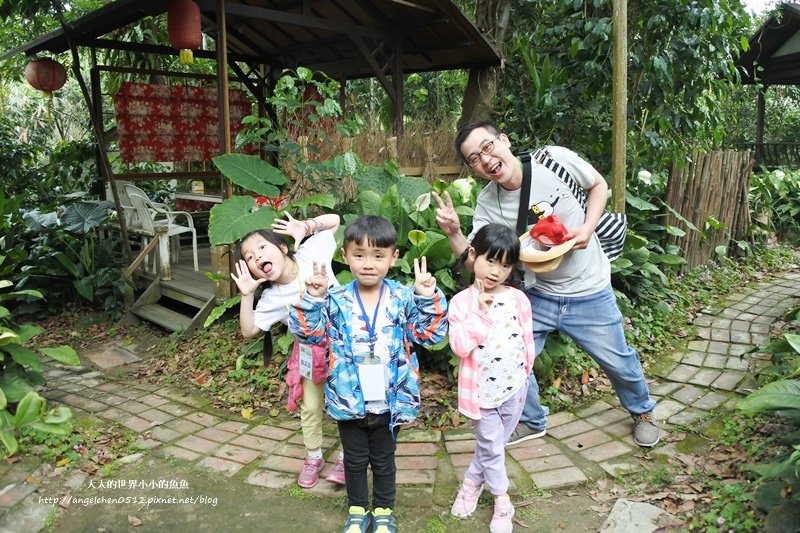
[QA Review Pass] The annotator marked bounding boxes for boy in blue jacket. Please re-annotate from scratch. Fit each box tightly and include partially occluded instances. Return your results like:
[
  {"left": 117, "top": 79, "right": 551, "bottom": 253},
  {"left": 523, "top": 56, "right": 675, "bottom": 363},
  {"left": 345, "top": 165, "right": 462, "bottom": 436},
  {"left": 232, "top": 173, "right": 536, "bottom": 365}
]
[{"left": 289, "top": 215, "right": 448, "bottom": 533}]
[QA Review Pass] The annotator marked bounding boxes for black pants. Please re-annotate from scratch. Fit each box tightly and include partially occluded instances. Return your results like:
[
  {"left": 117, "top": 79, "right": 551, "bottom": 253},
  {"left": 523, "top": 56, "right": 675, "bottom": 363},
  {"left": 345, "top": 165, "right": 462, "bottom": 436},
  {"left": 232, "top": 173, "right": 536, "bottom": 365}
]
[{"left": 337, "top": 412, "right": 398, "bottom": 509}]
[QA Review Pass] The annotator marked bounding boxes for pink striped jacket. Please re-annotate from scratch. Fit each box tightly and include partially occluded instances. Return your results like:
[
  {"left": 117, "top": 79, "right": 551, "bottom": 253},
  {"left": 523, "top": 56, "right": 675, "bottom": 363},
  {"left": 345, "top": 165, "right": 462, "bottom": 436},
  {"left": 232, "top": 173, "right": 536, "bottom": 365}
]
[{"left": 448, "top": 285, "right": 536, "bottom": 420}]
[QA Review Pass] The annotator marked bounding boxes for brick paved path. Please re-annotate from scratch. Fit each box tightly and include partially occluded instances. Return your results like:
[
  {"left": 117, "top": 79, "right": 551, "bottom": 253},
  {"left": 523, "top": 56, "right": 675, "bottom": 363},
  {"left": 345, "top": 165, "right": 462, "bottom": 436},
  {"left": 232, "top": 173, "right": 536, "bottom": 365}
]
[{"left": 1, "top": 271, "right": 798, "bottom": 531}]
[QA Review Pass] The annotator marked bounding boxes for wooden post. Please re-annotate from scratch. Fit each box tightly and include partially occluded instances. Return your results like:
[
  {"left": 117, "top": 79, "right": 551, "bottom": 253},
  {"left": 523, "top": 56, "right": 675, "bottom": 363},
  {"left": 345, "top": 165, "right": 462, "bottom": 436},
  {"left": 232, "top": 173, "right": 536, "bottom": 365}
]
[
  {"left": 755, "top": 86, "right": 766, "bottom": 166},
  {"left": 423, "top": 133, "right": 435, "bottom": 181},
  {"left": 611, "top": 0, "right": 628, "bottom": 213},
  {"left": 387, "top": 136, "right": 399, "bottom": 161},
  {"left": 211, "top": 244, "right": 231, "bottom": 302},
  {"left": 217, "top": 0, "right": 233, "bottom": 199},
  {"left": 156, "top": 226, "right": 171, "bottom": 281}
]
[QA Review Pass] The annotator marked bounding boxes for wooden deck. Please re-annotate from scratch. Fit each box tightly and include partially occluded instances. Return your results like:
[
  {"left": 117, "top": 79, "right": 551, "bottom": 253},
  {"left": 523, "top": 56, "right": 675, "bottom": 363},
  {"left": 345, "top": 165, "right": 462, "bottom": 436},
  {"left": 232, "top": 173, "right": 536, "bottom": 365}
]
[{"left": 137, "top": 243, "right": 216, "bottom": 301}]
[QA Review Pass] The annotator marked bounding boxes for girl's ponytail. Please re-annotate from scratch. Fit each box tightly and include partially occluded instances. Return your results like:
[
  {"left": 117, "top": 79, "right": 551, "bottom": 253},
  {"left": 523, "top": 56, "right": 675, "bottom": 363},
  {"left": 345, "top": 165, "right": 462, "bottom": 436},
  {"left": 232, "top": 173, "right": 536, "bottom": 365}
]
[{"left": 452, "top": 247, "right": 473, "bottom": 290}]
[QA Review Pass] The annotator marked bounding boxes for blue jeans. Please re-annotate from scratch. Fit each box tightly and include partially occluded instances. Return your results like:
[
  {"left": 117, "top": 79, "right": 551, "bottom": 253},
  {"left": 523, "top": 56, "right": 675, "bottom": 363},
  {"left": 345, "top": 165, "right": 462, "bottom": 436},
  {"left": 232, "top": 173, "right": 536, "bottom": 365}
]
[{"left": 520, "top": 284, "right": 656, "bottom": 431}]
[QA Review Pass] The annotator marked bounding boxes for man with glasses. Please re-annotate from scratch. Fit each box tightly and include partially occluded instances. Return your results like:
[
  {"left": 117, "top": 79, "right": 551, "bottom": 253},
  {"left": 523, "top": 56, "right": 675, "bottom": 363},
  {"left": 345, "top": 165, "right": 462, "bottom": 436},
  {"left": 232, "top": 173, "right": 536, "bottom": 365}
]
[{"left": 433, "top": 119, "right": 659, "bottom": 448}]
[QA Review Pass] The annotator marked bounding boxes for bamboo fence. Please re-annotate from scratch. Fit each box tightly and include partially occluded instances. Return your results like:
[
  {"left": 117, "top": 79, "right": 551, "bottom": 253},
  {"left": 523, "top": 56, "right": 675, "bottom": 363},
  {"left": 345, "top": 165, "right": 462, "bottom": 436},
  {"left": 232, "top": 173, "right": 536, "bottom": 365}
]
[{"left": 663, "top": 149, "right": 754, "bottom": 270}]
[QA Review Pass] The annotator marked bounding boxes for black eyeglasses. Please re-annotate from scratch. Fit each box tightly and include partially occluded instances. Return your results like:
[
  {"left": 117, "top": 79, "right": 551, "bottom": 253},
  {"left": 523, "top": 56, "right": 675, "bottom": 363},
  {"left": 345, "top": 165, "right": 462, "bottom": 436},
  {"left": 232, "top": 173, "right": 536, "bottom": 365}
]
[{"left": 465, "top": 135, "right": 501, "bottom": 167}]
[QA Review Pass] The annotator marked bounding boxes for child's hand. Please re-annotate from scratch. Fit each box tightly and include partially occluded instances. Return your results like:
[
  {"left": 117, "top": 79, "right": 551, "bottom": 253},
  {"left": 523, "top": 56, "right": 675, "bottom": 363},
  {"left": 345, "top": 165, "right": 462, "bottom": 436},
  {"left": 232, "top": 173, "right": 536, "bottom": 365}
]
[
  {"left": 305, "top": 261, "right": 329, "bottom": 298},
  {"left": 475, "top": 279, "right": 493, "bottom": 314},
  {"left": 231, "top": 259, "right": 265, "bottom": 296},
  {"left": 414, "top": 257, "right": 437, "bottom": 297},
  {"left": 272, "top": 213, "right": 306, "bottom": 251}
]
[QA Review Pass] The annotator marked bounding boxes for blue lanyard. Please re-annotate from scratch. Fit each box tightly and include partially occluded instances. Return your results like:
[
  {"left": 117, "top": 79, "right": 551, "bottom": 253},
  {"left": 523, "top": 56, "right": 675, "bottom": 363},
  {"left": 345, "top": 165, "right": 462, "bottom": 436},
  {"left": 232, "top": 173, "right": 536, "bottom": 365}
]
[{"left": 353, "top": 281, "right": 385, "bottom": 355}]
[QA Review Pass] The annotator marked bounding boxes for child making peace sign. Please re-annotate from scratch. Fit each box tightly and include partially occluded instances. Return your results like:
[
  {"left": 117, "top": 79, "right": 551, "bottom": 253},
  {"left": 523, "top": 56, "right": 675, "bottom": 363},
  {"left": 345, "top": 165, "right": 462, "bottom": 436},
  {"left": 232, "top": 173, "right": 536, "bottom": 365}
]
[{"left": 289, "top": 215, "right": 448, "bottom": 533}]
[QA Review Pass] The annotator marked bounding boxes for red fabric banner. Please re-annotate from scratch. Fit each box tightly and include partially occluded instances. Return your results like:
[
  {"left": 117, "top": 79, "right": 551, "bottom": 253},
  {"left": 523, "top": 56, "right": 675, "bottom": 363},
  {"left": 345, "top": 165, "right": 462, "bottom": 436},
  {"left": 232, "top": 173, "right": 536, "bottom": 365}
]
[{"left": 114, "top": 82, "right": 251, "bottom": 163}]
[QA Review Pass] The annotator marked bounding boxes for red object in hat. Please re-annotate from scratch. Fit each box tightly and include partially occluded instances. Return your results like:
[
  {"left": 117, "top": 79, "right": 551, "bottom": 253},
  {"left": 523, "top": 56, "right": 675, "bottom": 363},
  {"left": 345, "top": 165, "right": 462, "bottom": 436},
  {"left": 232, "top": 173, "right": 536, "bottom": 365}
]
[{"left": 529, "top": 215, "right": 575, "bottom": 247}]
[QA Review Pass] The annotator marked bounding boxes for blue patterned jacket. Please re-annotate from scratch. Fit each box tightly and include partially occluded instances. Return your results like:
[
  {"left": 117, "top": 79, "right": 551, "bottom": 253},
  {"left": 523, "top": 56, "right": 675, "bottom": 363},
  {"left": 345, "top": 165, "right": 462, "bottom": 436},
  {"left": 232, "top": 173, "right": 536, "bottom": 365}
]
[{"left": 289, "top": 279, "right": 448, "bottom": 432}]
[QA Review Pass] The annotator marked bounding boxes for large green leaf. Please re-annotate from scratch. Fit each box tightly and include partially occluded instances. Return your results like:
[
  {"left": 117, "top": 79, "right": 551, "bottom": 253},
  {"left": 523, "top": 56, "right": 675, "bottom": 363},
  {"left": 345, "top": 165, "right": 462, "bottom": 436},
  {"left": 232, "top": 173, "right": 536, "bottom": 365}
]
[
  {"left": 14, "top": 391, "right": 44, "bottom": 427},
  {"left": 60, "top": 202, "right": 109, "bottom": 233},
  {"left": 43, "top": 406, "right": 71, "bottom": 425},
  {"left": 651, "top": 253, "right": 687, "bottom": 265},
  {"left": 39, "top": 346, "right": 80, "bottom": 366},
  {"left": 73, "top": 277, "right": 95, "bottom": 302},
  {"left": 626, "top": 192, "right": 659, "bottom": 211},
  {"left": 358, "top": 190, "right": 383, "bottom": 216},
  {"left": 738, "top": 380, "right": 800, "bottom": 414},
  {"left": 212, "top": 154, "right": 288, "bottom": 196},
  {"left": 0, "top": 331, "right": 20, "bottom": 347},
  {"left": 0, "top": 289, "right": 44, "bottom": 302},
  {"left": 787, "top": 334, "right": 800, "bottom": 355},
  {"left": 0, "top": 373, "right": 34, "bottom": 403},
  {"left": 5, "top": 345, "right": 41, "bottom": 372},
  {"left": 287, "top": 194, "right": 336, "bottom": 210},
  {"left": 765, "top": 501, "right": 800, "bottom": 533},
  {"left": 208, "top": 197, "right": 277, "bottom": 245},
  {"left": 417, "top": 232, "right": 451, "bottom": 270},
  {"left": 15, "top": 324, "right": 42, "bottom": 343},
  {"left": 204, "top": 295, "right": 241, "bottom": 328},
  {"left": 0, "top": 388, "right": 5, "bottom": 410},
  {"left": 26, "top": 421, "right": 71, "bottom": 436},
  {"left": 0, "top": 425, "right": 18, "bottom": 456}
]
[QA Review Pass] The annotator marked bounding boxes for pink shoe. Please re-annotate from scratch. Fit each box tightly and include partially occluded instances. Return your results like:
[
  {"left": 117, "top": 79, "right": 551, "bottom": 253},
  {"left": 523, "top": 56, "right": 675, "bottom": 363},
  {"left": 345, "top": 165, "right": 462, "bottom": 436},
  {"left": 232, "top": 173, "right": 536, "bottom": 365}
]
[
  {"left": 297, "top": 457, "right": 324, "bottom": 488},
  {"left": 326, "top": 456, "right": 346, "bottom": 485},
  {"left": 490, "top": 495, "right": 515, "bottom": 533}
]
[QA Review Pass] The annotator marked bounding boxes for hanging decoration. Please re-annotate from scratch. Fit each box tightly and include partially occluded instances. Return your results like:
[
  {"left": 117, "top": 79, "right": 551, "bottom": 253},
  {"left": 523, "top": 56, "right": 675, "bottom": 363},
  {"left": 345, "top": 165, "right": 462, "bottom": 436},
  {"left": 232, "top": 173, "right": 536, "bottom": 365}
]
[
  {"left": 167, "top": 0, "right": 201, "bottom": 65},
  {"left": 23, "top": 58, "right": 67, "bottom": 96}
]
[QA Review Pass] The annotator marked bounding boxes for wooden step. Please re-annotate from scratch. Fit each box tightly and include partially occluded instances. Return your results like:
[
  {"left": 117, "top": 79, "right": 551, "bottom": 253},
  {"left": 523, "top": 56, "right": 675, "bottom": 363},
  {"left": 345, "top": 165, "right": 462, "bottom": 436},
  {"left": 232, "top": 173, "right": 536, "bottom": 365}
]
[
  {"left": 160, "top": 284, "right": 208, "bottom": 309},
  {"left": 131, "top": 304, "right": 192, "bottom": 332}
]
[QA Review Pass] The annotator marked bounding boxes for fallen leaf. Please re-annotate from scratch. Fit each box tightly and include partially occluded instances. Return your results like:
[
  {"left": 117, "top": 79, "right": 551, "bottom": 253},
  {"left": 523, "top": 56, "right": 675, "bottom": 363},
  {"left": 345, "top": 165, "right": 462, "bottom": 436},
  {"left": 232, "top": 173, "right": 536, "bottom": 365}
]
[
  {"left": 128, "top": 515, "right": 143, "bottom": 526},
  {"left": 581, "top": 370, "right": 590, "bottom": 385},
  {"left": 241, "top": 407, "right": 253, "bottom": 420},
  {"left": 56, "top": 458, "right": 70, "bottom": 467}
]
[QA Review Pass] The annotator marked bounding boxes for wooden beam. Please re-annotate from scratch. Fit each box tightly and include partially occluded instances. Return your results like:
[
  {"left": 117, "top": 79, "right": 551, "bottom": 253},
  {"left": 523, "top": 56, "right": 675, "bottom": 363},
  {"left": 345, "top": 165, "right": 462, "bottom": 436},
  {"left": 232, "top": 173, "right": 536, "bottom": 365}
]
[
  {"left": 214, "top": 2, "right": 386, "bottom": 39},
  {"left": 85, "top": 38, "right": 260, "bottom": 64},
  {"left": 228, "top": 61, "right": 267, "bottom": 108},
  {"left": 611, "top": 0, "right": 627, "bottom": 213},
  {"left": 351, "top": 36, "right": 395, "bottom": 102}
]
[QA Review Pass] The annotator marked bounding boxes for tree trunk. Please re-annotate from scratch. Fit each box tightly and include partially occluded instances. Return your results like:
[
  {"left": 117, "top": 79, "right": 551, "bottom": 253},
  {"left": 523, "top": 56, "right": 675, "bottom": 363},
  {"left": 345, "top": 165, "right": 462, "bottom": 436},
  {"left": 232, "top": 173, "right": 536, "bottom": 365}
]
[{"left": 458, "top": 0, "right": 511, "bottom": 127}]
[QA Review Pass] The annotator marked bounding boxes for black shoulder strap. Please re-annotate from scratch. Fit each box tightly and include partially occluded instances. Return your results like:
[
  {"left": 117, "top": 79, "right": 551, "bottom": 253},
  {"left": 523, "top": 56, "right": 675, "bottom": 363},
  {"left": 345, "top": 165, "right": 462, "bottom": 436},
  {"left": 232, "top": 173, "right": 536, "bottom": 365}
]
[{"left": 517, "top": 152, "right": 532, "bottom": 234}]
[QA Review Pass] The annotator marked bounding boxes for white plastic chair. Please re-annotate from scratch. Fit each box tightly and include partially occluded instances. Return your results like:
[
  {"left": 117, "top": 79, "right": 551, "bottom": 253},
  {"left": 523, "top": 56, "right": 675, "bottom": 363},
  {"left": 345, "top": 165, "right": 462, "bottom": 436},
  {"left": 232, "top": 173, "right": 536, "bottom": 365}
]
[
  {"left": 115, "top": 180, "right": 169, "bottom": 230},
  {"left": 124, "top": 183, "right": 198, "bottom": 271}
]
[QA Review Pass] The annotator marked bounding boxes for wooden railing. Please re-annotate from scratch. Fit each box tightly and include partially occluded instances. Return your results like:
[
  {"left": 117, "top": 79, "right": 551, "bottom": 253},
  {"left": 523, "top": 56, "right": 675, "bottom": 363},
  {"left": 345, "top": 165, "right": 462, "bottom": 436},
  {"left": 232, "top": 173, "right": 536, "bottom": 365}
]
[{"left": 737, "top": 142, "right": 800, "bottom": 169}]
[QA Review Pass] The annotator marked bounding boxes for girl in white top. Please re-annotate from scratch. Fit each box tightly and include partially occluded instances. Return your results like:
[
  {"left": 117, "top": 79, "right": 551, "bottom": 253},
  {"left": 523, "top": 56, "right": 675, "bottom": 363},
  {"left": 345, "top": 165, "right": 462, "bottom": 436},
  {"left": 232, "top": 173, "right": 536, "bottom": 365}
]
[{"left": 232, "top": 212, "right": 342, "bottom": 489}]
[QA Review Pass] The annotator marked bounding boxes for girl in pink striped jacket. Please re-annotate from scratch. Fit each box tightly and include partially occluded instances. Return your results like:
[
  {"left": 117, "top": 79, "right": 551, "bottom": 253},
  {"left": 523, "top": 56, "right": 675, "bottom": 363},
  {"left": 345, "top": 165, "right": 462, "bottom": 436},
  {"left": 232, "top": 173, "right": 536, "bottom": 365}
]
[{"left": 447, "top": 224, "right": 536, "bottom": 533}]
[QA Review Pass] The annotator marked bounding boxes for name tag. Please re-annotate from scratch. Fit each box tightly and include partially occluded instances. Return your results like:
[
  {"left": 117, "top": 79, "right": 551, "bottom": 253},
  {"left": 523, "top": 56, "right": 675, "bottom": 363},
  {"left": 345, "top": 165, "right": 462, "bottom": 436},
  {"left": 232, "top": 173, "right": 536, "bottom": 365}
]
[
  {"left": 298, "top": 343, "right": 313, "bottom": 380},
  {"left": 357, "top": 363, "right": 386, "bottom": 402}
]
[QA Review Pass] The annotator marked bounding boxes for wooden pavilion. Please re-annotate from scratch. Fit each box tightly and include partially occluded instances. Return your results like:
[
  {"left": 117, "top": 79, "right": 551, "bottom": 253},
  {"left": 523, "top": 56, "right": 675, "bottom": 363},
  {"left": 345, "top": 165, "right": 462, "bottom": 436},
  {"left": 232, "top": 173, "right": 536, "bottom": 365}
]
[
  {"left": 2, "top": 0, "right": 500, "bottom": 333},
  {"left": 735, "top": 2, "right": 800, "bottom": 168}
]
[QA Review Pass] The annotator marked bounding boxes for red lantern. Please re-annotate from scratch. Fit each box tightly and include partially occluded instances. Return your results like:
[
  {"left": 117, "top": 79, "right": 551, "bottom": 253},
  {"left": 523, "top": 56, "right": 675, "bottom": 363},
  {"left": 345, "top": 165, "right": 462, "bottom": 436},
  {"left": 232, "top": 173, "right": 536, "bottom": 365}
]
[
  {"left": 168, "top": 0, "right": 201, "bottom": 64},
  {"left": 23, "top": 58, "right": 67, "bottom": 95}
]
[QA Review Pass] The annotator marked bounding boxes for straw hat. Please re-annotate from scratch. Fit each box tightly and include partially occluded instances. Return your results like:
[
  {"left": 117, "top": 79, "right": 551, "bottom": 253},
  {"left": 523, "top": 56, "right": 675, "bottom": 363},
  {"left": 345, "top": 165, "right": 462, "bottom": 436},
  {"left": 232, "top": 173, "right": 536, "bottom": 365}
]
[{"left": 519, "top": 233, "right": 577, "bottom": 273}]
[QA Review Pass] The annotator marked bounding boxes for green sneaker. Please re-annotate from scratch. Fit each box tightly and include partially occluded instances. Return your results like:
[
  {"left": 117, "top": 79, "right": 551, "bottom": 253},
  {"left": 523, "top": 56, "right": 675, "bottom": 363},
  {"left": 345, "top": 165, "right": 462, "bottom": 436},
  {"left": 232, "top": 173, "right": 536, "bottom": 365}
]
[
  {"left": 372, "top": 507, "right": 396, "bottom": 533},
  {"left": 342, "top": 506, "right": 370, "bottom": 533}
]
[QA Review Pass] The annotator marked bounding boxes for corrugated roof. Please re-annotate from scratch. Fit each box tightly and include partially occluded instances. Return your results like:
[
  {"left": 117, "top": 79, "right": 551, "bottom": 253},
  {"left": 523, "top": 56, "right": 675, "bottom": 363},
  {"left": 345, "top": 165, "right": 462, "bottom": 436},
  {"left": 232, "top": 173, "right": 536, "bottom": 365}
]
[{"left": 2, "top": 0, "right": 501, "bottom": 79}]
